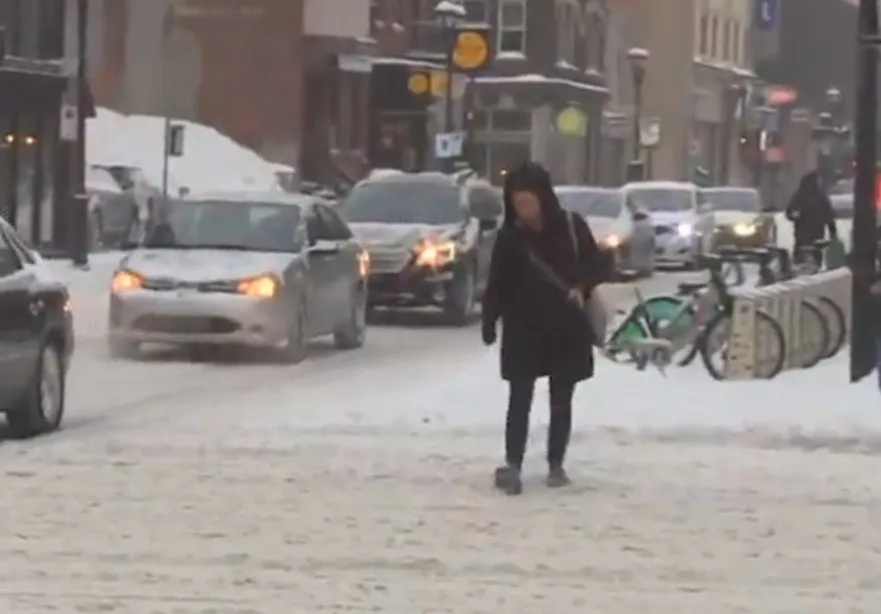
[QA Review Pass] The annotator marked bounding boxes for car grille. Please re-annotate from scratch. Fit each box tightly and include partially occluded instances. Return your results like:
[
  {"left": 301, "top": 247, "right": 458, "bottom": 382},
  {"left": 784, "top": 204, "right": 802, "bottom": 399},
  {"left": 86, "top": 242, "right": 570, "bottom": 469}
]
[
  {"left": 368, "top": 248, "right": 410, "bottom": 274},
  {"left": 132, "top": 315, "right": 240, "bottom": 334},
  {"left": 142, "top": 277, "right": 236, "bottom": 293},
  {"left": 654, "top": 225, "right": 675, "bottom": 236}
]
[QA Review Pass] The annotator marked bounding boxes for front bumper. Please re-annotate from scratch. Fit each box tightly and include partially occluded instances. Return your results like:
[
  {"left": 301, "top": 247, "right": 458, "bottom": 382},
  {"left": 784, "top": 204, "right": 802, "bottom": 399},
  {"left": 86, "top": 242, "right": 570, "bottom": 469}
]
[
  {"left": 654, "top": 233, "right": 695, "bottom": 264},
  {"left": 367, "top": 265, "right": 458, "bottom": 307},
  {"left": 107, "top": 289, "right": 292, "bottom": 347}
]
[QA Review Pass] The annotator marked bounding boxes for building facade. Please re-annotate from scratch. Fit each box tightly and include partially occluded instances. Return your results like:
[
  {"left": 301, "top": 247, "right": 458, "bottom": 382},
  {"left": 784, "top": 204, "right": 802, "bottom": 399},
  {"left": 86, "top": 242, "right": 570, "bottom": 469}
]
[
  {"left": 0, "top": 0, "right": 76, "bottom": 246},
  {"left": 91, "top": 0, "right": 304, "bottom": 171},
  {"left": 605, "top": 0, "right": 755, "bottom": 183},
  {"left": 366, "top": 0, "right": 610, "bottom": 185}
]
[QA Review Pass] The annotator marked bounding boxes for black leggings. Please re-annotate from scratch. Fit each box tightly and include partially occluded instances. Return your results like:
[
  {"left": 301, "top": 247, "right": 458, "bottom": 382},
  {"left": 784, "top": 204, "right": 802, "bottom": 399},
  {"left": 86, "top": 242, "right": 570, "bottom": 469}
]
[{"left": 505, "top": 376, "right": 575, "bottom": 469}]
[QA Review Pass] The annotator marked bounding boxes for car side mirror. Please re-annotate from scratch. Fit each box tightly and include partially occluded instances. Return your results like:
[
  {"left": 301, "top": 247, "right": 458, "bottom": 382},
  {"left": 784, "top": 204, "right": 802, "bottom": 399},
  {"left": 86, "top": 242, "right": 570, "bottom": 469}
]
[
  {"left": 119, "top": 240, "right": 138, "bottom": 251},
  {"left": 632, "top": 211, "right": 649, "bottom": 222},
  {"left": 479, "top": 218, "right": 497, "bottom": 231}
]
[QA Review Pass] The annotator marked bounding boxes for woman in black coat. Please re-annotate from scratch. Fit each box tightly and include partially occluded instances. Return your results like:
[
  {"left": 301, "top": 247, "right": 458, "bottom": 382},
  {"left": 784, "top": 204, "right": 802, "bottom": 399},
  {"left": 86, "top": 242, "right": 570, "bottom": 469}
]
[{"left": 481, "top": 162, "right": 610, "bottom": 495}]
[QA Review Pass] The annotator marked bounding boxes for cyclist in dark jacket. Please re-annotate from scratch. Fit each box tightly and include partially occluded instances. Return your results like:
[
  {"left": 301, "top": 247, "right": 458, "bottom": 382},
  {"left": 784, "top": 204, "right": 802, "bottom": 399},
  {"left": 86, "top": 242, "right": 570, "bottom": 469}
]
[
  {"left": 481, "top": 161, "right": 611, "bottom": 495},
  {"left": 785, "top": 171, "right": 837, "bottom": 267}
]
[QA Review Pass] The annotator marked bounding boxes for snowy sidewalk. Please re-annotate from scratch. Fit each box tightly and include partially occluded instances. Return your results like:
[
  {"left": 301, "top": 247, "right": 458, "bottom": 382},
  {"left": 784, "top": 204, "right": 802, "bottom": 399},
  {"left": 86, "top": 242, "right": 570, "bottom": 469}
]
[{"left": 1, "top": 344, "right": 880, "bottom": 612}]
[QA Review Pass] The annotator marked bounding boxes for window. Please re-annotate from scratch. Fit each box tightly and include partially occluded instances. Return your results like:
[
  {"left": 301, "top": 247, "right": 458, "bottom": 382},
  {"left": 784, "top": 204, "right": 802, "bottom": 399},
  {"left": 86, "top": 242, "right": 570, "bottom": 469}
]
[
  {"left": 709, "top": 15, "right": 718, "bottom": 59},
  {"left": 698, "top": 12, "right": 708, "bottom": 56},
  {"left": 340, "top": 180, "right": 464, "bottom": 225},
  {"left": 556, "top": 3, "right": 575, "bottom": 65},
  {"left": 722, "top": 19, "right": 731, "bottom": 61},
  {"left": 314, "top": 204, "right": 352, "bottom": 240},
  {"left": 497, "top": 0, "right": 526, "bottom": 54},
  {"left": 732, "top": 21, "right": 741, "bottom": 65},
  {"left": 588, "top": 13, "right": 605, "bottom": 70},
  {"left": 0, "top": 228, "right": 22, "bottom": 277}
]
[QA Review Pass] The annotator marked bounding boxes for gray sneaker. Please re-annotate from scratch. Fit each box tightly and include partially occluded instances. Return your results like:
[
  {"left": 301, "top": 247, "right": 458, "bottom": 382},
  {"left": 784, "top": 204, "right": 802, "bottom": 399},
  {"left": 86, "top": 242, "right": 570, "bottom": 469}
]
[
  {"left": 546, "top": 465, "right": 571, "bottom": 488},
  {"left": 493, "top": 465, "right": 523, "bottom": 495}
]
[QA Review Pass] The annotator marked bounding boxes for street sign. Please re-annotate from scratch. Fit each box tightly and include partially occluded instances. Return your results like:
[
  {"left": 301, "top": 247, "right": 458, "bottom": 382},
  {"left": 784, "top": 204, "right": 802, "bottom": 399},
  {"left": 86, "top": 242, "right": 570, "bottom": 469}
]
[
  {"left": 59, "top": 103, "right": 77, "bottom": 142},
  {"left": 166, "top": 123, "right": 185, "bottom": 157},
  {"left": 754, "top": 0, "right": 779, "bottom": 31},
  {"left": 639, "top": 117, "right": 661, "bottom": 148},
  {"left": 435, "top": 132, "right": 465, "bottom": 159}
]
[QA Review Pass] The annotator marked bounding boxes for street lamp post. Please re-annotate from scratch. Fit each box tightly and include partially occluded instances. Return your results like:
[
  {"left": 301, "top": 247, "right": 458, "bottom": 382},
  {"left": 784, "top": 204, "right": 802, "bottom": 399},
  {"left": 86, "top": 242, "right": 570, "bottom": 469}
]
[
  {"left": 626, "top": 47, "right": 648, "bottom": 179},
  {"left": 434, "top": 0, "right": 465, "bottom": 173},
  {"left": 720, "top": 82, "right": 746, "bottom": 185}
]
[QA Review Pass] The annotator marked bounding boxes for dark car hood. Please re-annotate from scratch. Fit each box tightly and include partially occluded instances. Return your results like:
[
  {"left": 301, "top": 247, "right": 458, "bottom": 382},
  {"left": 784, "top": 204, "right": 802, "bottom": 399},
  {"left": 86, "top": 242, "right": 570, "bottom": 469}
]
[{"left": 348, "top": 222, "right": 461, "bottom": 250}]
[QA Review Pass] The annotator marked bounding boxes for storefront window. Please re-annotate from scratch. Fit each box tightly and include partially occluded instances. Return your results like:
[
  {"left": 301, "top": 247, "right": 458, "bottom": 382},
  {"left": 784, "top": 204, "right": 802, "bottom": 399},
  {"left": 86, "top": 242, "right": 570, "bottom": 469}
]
[{"left": 16, "top": 112, "right": 38, "bottom": 242}]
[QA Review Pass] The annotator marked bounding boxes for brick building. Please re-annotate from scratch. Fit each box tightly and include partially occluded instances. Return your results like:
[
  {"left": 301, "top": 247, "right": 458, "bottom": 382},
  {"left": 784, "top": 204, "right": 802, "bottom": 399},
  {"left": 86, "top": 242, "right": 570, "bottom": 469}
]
[{"left": 90, "top": 0, "right": 304, "bottom": 169}]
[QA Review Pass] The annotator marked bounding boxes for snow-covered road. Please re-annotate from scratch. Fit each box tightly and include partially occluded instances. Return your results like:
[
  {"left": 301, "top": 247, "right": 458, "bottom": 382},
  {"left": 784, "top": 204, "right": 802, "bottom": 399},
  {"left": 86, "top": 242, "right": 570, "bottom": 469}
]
[{"left": 1, "top": 257, "right": 878, "bottom": 613}]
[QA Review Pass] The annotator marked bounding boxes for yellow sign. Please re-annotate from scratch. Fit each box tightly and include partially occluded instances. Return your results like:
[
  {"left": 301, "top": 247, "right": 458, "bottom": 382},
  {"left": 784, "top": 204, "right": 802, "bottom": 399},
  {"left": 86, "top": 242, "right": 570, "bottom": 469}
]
[
  {"left": 555, "top": 107, "right": 588, "bottom": 137},
  {"left": 408, "top": 72, "right": 429, "bottom": 95},
  {"left": 453, "top": 31, "right": 489, "bottom": 71},
  {"left": 430, "top": 71, "right": 448, "bottom": 97}
]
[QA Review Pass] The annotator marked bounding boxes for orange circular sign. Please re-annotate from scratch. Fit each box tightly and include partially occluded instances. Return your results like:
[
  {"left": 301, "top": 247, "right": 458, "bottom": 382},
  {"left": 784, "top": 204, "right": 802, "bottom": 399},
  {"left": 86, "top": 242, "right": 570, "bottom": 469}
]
[
  {"left": 408, "top": 72, "right": 429, "bottom": 94},
  {"left": 430, "top": 71, "right": 448, "bottom": 97},
  {"left": 453, "top": 31, "right": 489, "bottom": 70}
]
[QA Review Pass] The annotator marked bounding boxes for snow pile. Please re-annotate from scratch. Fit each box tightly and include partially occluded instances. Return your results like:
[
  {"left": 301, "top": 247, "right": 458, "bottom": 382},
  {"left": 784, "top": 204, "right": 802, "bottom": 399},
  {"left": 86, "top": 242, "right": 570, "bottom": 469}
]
[{"left": 86, "top": 108, "right": 285, "bottom": 194}]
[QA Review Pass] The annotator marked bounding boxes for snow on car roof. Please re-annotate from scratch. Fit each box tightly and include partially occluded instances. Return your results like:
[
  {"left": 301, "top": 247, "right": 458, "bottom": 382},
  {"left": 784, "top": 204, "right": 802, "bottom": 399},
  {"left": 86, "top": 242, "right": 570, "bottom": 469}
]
[
  {"left": 622, "top": 180, "right": 697, "bottom": 191},
  {"left": 183, "top": 191, "right": 314, "bottom": 207},
  {"left": 703, "top": 186, "right": 759, "bottom": 194},
  {"left": 554, "top": 185, "right": 617, "bottom": 193}
]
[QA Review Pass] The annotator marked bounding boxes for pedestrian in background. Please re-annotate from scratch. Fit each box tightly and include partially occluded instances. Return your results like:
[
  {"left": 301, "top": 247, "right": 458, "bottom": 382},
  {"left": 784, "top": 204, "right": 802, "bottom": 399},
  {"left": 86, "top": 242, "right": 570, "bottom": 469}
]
[
  {"left": 785, "top": 170, "right": 837, "bottom": 268},
  {"left": 481, "top": 161, "right": 611, "bottom": 495}
]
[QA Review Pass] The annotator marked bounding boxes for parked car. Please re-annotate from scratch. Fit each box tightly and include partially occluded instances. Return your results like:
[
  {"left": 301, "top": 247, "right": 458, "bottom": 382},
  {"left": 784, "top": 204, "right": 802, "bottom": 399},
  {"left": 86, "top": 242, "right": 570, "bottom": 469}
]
[
  {"left": 622, "top": 180, "right": 716, "bottom": 269},
  {"left": 86, "top": 165, "right": 139, "bottom": 249},
  {"left": 702, "top": 186, "right": 777, "bottom": 247},
  {"left": 107, "top": 191, "right": 368, "bottom": 362},
  {"left": 556, "top": 185, "right": 654, "bottom": 278},
  {"left": 339, "top": 171, "right": 502, "bottom": 324},
  {"left": 0, "top": 215, "right": 73, "bottom": 438}
]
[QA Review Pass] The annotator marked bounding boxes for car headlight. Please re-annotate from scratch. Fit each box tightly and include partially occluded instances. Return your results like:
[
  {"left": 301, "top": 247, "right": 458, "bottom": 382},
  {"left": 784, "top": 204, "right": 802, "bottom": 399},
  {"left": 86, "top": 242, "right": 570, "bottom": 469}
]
[
  {"left": 733, "top": 222, "right": 757, "bottom": 236},
  {"left": 603, "top": 234, "right": 622, "bottom": 248},
  {"left": 111, "top": 270, "right": 143, "bottom": 292},
  {"left": 676, "top": 223, "right": 694, "bottom": 237},
  {"left": 357, "top": 250, "right": 370, "bottom": 277},
  {"left": 236, "top": 274, "right": 280, "bottom": 298},
  {"left": 414, "top": 239, "right": 456, "bottom": 268}
]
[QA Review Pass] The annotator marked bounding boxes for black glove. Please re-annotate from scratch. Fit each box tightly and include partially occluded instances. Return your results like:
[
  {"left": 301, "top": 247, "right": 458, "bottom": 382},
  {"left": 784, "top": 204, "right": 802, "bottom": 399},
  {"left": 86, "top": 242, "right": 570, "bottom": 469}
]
[{"left": 482, "top": 320, "right": 497, "bottom": 346}]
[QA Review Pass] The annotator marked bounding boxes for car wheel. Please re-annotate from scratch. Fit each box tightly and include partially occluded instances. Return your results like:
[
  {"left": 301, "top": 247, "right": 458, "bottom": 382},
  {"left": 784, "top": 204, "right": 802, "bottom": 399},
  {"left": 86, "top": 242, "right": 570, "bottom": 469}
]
[
  {"left": 279, "top": 302, "right": 308, "bottom": 364},
  {"left": 6, "top": 342, "right": 66, "bottom": 439},
  {"left": 107, "top": 336, "right": 140, "bottom": 359},
  {"left": 334, "top": 286, "right": 367, "bottom": 350},
  {"left": 444, "top": 265, "right": 476, "bottom": 326}
]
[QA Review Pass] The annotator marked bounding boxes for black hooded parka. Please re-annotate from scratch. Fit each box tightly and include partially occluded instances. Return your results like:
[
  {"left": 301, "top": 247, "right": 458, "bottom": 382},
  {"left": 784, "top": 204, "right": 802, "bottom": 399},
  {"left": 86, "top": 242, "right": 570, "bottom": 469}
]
[{"left": 481, "top": 163, "right": 610, "bottom": 382}]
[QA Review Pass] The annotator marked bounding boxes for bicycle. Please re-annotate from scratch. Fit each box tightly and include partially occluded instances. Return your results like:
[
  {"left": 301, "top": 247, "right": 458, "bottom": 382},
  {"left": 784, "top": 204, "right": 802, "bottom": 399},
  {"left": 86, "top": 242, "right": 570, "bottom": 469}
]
[
  {"left": 604, "top": 253, "right": 786, "bottom": 380},
  {"left": 731, "top": 240, "right": 846, "bottom": 362}
]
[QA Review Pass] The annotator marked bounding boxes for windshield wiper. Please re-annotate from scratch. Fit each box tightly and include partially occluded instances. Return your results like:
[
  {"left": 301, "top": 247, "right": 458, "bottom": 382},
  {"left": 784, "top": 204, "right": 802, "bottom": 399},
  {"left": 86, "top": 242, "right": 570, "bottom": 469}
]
[{"left": 173, "top": 243, "right": 255, "bottom": 251}]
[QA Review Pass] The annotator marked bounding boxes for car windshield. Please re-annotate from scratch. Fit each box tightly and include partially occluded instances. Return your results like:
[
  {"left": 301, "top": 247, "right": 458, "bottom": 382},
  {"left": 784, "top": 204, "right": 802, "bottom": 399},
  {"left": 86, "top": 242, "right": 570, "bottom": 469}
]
[
  {"left": 704, "top": 191, "right": 760, "bottom": 212},
  {"left": 144, "top": 199, "right": 303, "bottom": 252},
  {"left": 341, "top": 180, "right": 464, "bottom": 225},
  {"left": 557, "top": 190, "right": 621, "bottom": 218},
  {"left": 625, "top": 188, "right": 692, "bottom": 212}
]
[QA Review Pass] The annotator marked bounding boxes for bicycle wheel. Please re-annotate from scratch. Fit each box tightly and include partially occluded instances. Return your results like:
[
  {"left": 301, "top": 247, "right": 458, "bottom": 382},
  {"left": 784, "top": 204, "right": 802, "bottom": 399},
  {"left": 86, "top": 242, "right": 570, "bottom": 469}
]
[
  {"left": 799, "top": 299, "right": 829, "bottom": 369},
  {"left": 699, "top": 308, "right": 786, "bottom": 380},
  {"left": 815, "top": 295, "right": 846, "bottom": 359},
  {"left": 603, "top": 314, "right": 650, "bottom": 363}
]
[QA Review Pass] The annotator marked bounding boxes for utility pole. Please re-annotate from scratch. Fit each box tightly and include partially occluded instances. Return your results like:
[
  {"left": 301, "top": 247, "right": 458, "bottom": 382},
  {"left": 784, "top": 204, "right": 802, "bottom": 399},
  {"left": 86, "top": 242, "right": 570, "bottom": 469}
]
[{"left": 850, "top": 0, "right": 879, "bottom": 382}]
